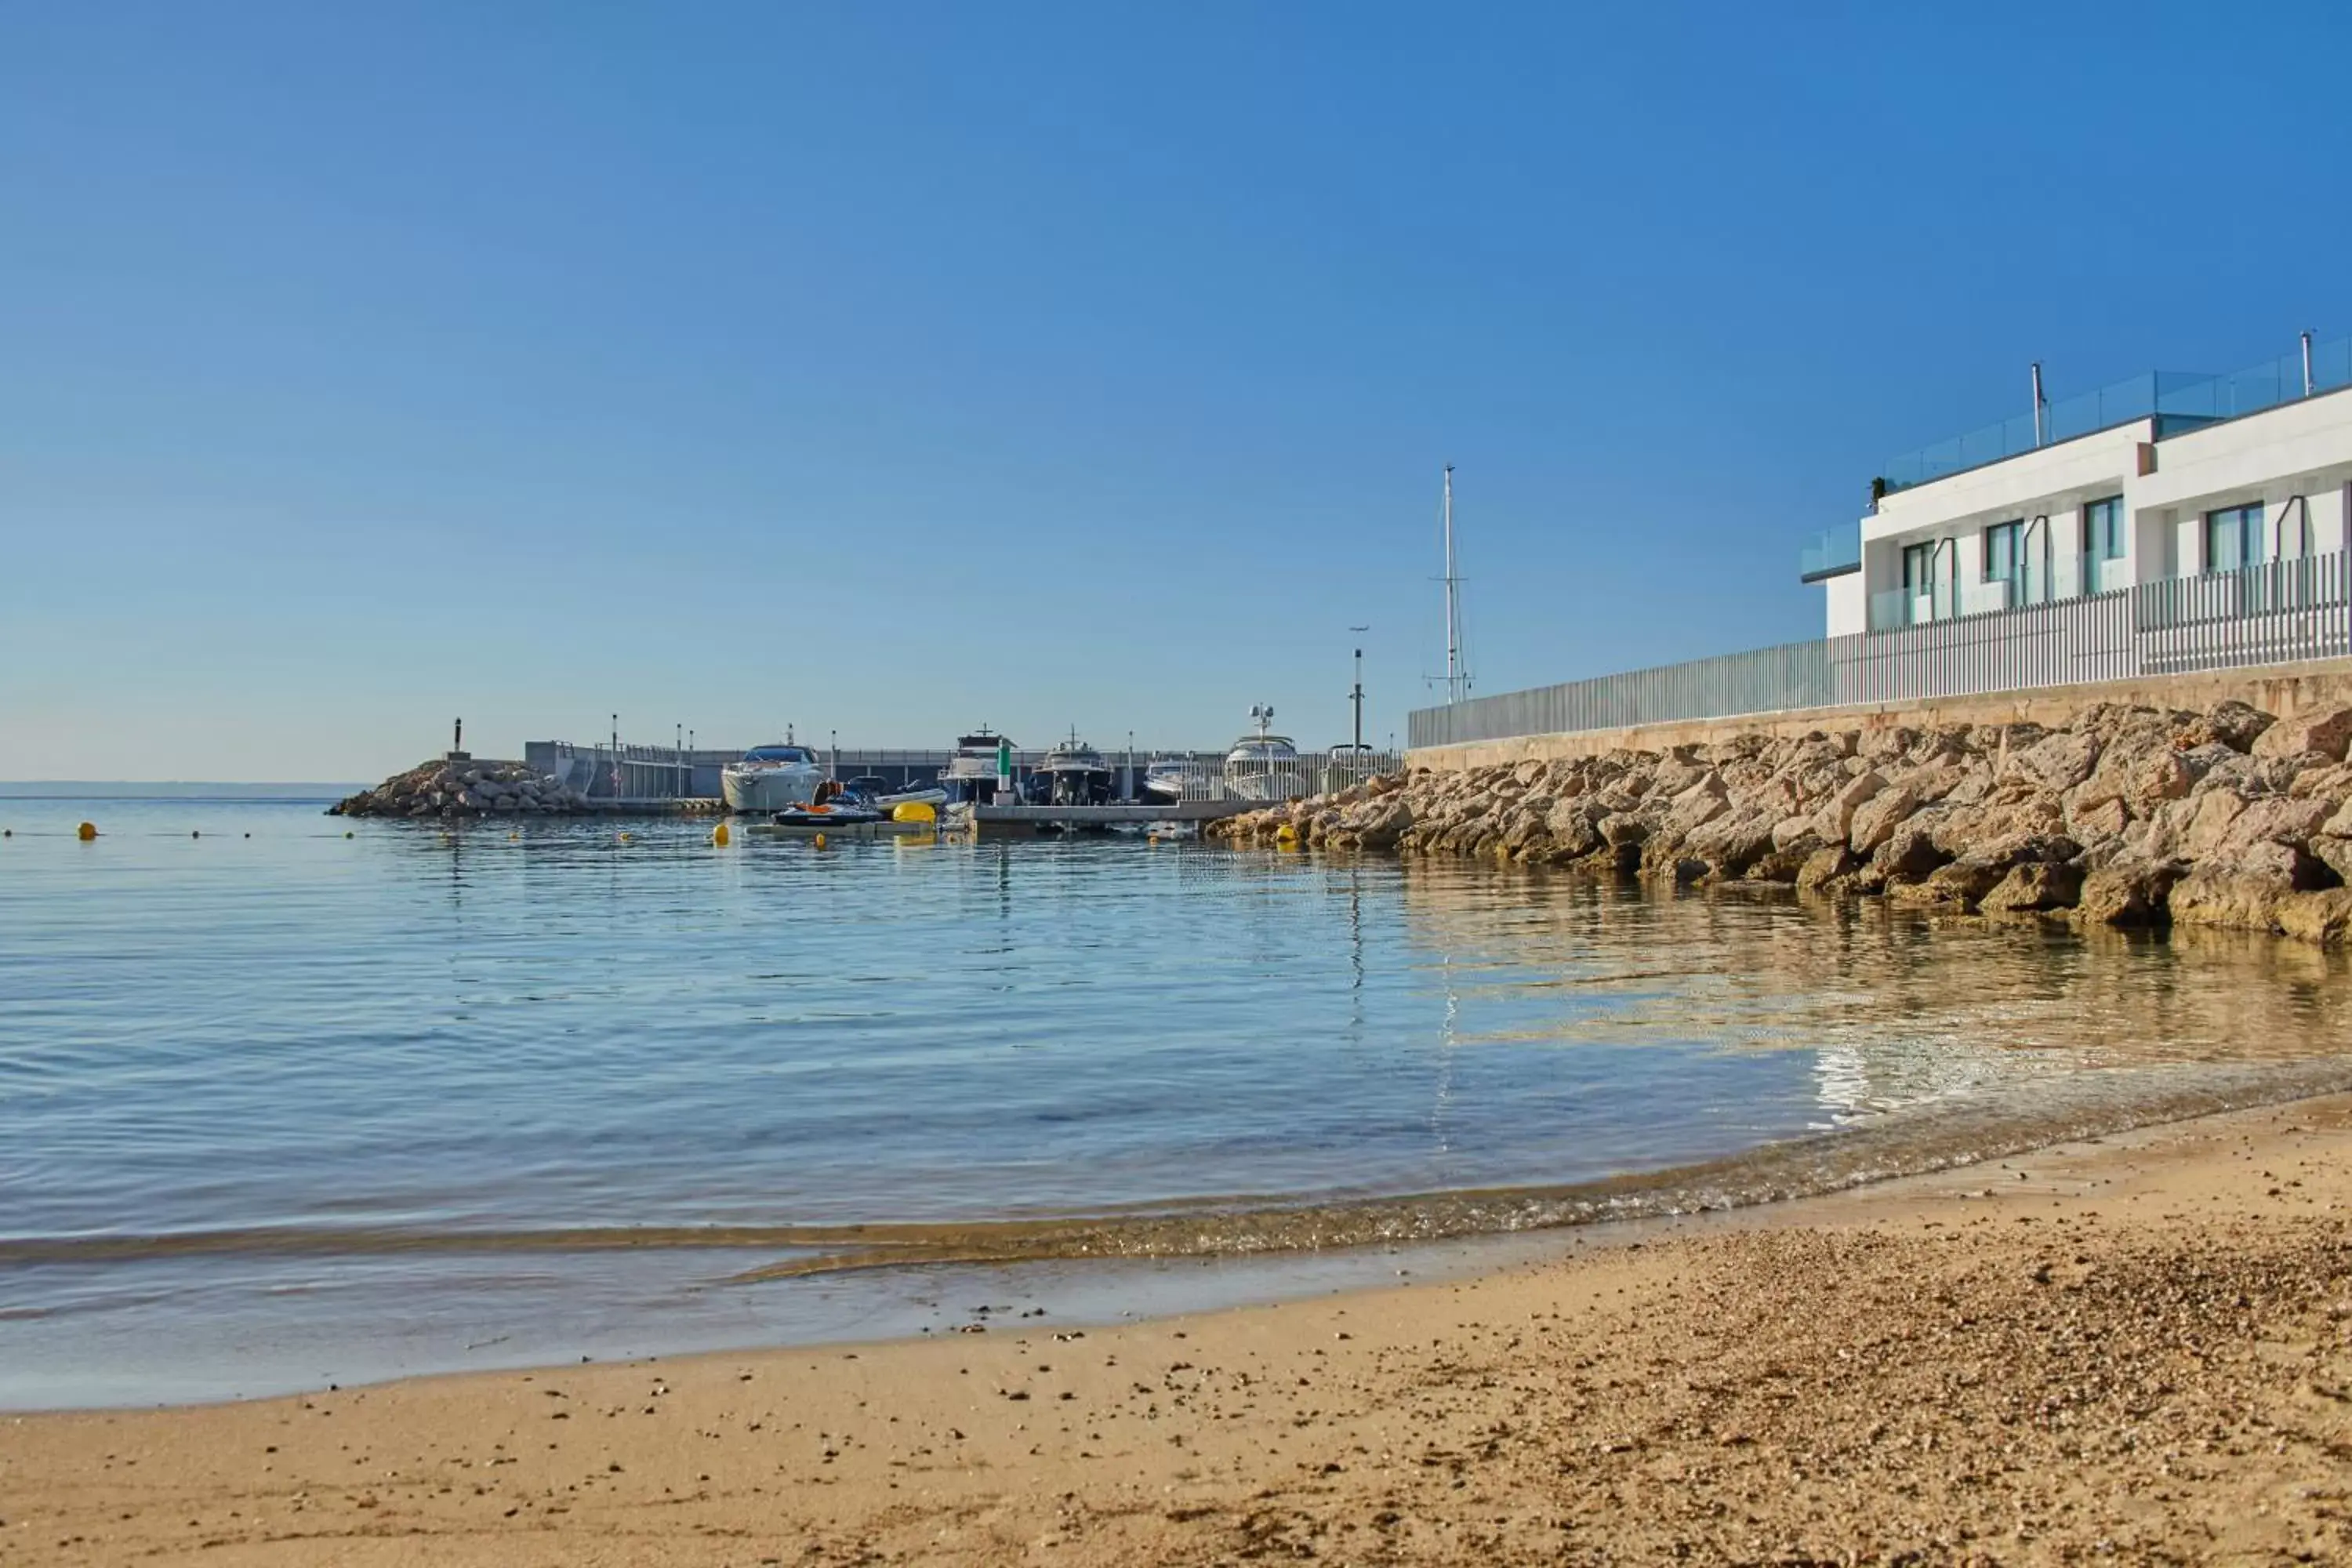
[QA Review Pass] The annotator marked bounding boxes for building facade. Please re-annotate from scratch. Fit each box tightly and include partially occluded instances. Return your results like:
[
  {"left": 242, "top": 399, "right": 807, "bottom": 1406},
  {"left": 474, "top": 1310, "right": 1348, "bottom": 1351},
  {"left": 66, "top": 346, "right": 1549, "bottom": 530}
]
[{"left": 1806, "top": 336, "right": 2352, "bottom": 638}]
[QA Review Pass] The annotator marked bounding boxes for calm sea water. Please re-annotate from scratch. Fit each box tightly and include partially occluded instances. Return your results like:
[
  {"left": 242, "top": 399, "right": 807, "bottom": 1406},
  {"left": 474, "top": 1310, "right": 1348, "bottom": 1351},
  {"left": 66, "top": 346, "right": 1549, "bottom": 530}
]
[{"left": 3, "top": 796, "right": 2348, "bottom": 1406}]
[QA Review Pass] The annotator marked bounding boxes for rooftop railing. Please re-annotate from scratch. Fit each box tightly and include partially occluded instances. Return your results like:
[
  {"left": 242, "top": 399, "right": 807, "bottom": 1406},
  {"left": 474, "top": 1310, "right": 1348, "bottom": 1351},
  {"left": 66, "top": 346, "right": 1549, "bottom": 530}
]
[{"left": 1878, "top": 334, "right": 2352, "bottom": 494}]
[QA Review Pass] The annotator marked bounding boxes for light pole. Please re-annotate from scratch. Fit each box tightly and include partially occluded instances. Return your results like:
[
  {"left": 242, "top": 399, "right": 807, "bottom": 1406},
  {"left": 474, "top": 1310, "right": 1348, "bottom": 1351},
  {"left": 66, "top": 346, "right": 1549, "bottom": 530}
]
[{"left": 1348, "top": 626, "right": 1369, "bottom": 752}]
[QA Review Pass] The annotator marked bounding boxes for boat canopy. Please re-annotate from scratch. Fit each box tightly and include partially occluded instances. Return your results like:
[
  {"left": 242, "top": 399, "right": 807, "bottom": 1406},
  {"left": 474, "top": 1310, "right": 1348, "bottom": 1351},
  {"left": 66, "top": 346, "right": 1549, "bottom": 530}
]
[
  {"left": 742, "top": 745, "right": 816, "bottom": 764},
  {"left": 956, "top": 733, "right": 1007, "bottom": 750}
]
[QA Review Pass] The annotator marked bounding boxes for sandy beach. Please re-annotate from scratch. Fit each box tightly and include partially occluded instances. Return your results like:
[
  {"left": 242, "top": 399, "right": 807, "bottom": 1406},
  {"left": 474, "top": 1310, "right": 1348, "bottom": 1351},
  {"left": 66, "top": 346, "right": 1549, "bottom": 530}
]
[{"left": 6, "top": 1096, "right": 2351, "bottom": 1566}]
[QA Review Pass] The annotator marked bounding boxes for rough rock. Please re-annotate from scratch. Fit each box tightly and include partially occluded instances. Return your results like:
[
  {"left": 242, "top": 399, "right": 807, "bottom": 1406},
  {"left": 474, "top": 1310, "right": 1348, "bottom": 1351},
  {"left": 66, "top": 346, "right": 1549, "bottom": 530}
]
[
  {"left": 1207, "top": 694, "right": 2352, "bottom": 944},
  {"left": 1980, "top": 861, "right": 2085, "bottom": 914},
  {"left": 2250, "top": 706, "right": 2352, "bottom": 763},
  {"left": 1847, "top": 786, "right": 1920, "bottom": 855},
  {"left": 330, "top": 757, "right": 591, "bottom": 820}
]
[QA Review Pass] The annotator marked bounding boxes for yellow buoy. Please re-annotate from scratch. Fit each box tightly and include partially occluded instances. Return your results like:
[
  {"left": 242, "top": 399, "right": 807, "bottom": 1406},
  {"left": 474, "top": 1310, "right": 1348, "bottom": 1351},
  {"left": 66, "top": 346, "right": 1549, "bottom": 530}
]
[
  {"left": 1274, "top": 823, "right": 1299, "bottom": 845},
  {"left": 618, "top": 832, "right": 632, "bottom": 844},
  {"left": 891, "top": 801, "right": 936, "bottom": 823},
  {"left": 814, "top": 832, "right": 827, "bottom": 848},
  {"left": 77, "top": 822, "right": 97, "bottom": 841},
  {"left": 713, "top": 822, "right": 731, "bottom": 847}
]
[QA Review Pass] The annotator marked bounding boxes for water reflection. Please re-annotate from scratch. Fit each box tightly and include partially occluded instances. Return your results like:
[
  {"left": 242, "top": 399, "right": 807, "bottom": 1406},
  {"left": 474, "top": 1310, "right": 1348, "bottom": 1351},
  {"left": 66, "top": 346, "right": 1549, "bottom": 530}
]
[{"left": 2, "top": 804, "right": 2349, "bottom": 1402}]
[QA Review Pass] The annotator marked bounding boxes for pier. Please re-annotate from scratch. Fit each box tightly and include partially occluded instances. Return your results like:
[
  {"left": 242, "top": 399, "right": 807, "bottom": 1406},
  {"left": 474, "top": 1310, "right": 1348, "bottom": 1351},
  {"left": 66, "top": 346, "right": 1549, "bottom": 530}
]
[{"left": 524, "top": 738, "right": 1400, "bottom": 816}]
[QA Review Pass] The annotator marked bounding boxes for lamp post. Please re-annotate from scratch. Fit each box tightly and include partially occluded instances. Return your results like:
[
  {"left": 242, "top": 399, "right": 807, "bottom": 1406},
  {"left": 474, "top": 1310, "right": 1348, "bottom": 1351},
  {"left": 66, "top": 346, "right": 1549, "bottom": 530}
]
[{"left": 1348, "top": 626, "right": 1369, "bottom": 752}]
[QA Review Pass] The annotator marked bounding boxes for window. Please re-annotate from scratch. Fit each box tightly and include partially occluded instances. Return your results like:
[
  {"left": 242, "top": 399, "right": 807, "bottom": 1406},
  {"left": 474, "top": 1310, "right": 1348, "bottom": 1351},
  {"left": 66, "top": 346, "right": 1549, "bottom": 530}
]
[
  {"left": 2205, "top": 503, "right": 2267, "bottom": 574},
  {"left": 1983, "top": 520, "right": 2022, "bottom": 584},
  {"left": 1902, "top": 542, "right": 1937, "bottom": 594},
  {"left": 2083, "top": 497, "right": 2125, "bottom": 561}
]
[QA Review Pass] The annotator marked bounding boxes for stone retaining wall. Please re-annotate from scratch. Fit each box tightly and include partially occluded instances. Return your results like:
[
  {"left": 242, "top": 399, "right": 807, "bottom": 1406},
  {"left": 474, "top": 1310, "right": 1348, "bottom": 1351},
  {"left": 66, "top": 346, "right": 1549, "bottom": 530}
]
[{"left": 1409, "top": 657, "right": 2352, "bottom": 773}]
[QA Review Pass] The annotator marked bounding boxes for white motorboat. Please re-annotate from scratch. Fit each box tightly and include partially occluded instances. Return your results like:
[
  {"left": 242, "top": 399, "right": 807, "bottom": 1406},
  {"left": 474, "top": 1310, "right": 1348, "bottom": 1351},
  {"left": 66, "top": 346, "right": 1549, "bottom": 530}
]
[
  {"left": 1036, "top": 731, "right": 1115, "bottom": 806},
  {"left": 1142, "top": 756, "right": 1193, "bottom": 802},
  {"left": 1224, "top": 705, "right": 1301, "bottom": 801},
  {"left": 940, "top": 729, "right": 1016, "bottom": 805},
  {"left": 720, "top": 742, "right": 826, "bottom": 813}
]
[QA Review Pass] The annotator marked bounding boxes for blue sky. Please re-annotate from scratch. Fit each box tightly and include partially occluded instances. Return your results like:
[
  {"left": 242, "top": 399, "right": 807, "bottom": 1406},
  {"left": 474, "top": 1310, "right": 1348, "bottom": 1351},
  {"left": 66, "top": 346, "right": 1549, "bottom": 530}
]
[{"left": 5, "top": 2, "right": 2347, "bottom": 780}]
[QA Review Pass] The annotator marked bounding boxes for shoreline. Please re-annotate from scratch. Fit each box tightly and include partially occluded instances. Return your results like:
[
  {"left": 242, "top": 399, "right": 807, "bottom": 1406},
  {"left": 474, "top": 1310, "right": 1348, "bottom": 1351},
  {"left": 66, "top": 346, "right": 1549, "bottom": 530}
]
[{"left": 9, "top": 1094, "right": 2352, "bottom": 1563}]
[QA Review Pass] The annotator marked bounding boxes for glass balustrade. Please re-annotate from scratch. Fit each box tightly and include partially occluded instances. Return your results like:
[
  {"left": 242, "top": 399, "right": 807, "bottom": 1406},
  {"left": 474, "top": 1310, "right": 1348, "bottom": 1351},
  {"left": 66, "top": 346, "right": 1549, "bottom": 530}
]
[
  {"left": 1874, "top": 333, "right": 2352, "bottom": 495},
  {"left": 1798, "top": 522, "right": 1861, "bottom": 579}
]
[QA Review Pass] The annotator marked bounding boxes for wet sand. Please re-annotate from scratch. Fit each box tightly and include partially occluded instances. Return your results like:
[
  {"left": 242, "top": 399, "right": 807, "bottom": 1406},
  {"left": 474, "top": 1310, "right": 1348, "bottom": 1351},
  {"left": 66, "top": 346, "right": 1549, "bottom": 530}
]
[{"left": 7, "top": 1097, "right": 2352, "bottom": 1565}]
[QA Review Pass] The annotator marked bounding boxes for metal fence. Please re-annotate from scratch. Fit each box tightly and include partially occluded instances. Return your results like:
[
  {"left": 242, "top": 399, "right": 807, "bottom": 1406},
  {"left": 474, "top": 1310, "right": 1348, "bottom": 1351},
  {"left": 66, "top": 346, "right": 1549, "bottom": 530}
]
[
  {"left": 1409, "top": 551, "right": 2352, "bottom": 750},
  {"left": 1152, "top": 750, "right": 1403, "bottom": 804}
]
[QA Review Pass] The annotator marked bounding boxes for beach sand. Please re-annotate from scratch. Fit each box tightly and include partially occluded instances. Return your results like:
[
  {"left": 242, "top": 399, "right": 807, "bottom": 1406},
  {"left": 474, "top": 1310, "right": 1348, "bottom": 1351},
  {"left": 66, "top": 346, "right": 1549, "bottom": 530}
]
[{"left": 7, "top": 1098, "right": 2352, "bottom": 1566}]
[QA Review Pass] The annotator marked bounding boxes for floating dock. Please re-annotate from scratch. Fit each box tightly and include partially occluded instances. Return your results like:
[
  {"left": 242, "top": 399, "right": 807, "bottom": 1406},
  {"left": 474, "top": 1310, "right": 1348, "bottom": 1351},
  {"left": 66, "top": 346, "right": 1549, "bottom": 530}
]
[
  {"left": 960, "top": 801, "right": 1256, "bottom": 838},
  {"left": 742, "top": 819, "right": 938, "bottom": 840}
]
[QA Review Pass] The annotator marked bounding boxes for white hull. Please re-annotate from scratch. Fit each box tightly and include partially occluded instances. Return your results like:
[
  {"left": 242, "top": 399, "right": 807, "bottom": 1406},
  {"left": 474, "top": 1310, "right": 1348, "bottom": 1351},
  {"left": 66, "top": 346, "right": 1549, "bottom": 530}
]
[{"left": 722, "top": 765, "right": 823, "bottom": 813}]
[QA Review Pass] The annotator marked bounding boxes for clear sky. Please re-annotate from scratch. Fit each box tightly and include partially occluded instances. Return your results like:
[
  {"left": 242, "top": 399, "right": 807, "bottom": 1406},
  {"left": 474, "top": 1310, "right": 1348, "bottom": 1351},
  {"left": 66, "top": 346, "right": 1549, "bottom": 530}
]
[{"left": 5, "top": 2, "right": 2348, "bottom": 781}]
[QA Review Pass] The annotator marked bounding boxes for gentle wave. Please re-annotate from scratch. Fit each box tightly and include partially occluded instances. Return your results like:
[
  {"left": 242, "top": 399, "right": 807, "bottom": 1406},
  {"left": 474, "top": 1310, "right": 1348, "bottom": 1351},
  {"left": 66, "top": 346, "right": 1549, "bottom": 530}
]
[{"left": 8, "top": 1055, "right": 2345, "bottom": 1283}]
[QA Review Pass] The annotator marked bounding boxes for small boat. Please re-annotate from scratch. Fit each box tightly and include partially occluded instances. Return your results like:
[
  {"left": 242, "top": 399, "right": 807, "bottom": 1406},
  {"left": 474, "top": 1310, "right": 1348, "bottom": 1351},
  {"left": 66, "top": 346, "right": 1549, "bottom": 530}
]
[
  {"left": 1142, "top": 756, "right": 1195, "bottom": 803},
  {"left": 940, "top": 728, "right": 1016, "bottom": 805},
  {"left": 721, "top": 740, "right": 825, "bottom": 813},
  {"left": 1225, "top": 705, "right": 1301, "bottom": 801},
  {"left": 837, "top": 775, "right": 951, "bottom": 811},
  {"left": 1036, "top": 731, "right": 1115, "bottom": 806}
]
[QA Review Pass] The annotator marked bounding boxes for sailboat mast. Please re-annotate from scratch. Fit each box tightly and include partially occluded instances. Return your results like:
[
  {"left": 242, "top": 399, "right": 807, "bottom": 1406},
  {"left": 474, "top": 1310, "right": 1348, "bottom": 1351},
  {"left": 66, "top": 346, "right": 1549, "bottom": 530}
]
[{"left": 1442, "top": 464, "right": 1461, "bottom": 706}]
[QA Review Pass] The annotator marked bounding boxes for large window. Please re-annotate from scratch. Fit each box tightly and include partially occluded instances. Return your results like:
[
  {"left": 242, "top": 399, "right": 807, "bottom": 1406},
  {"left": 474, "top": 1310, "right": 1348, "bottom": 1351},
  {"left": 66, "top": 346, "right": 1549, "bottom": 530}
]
[
  {"left": 1983, "top": 520, "right": 2022, "bottom": 585},
  {"left": 2206, "top": 503, "right": 2267, "bottom": 574},
  {"left": 1902, "top": 541, "right": 1936, "bottom": 593},
  {"left": 2083, "top": 497, "right": 2125, "bottom": 561}
]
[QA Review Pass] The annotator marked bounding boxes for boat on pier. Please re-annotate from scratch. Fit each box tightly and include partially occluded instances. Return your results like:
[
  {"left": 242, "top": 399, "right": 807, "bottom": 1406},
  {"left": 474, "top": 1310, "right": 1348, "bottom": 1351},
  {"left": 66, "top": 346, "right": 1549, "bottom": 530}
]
[
  {"left": 1036, "top": 732, "right": 1115, "bottom": 806},
  {"left": 940, "top": 729, "right": 1017, "bottom": 805},
  {"left": 720, "top": 742, "right": 825, "bottom": 813}
]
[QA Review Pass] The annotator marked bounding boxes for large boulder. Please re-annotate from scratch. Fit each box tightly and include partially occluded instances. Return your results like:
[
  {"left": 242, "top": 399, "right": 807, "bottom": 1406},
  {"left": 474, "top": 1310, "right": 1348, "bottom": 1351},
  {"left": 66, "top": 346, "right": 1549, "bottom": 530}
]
[
  {"left": 1847, "top": 784, "right": 1920, "bottom": 855},
  {"left": 2074, "top": 858, "right": 2185, "bottom": 927},
  {"left": 2218, "top": 795, "right": 2334, "bottom": 854},
  {"left": 1980, "top": 861, "right": 2085, "bottom": 913},
  {"left": 2012, "top": 731, "right": 2100, "bottom": 793},
  {"left": 2183, "top": 700, "right": 2276, "bottom": 753},
  {"left": 2278, "top": 889, "right": 2352, "bottom": 946},
  {"left": 1795, "top": 844, "right": 1857, "bottom": 892},
  {"left": 2252, "top": 706, "right": 2352, "bottom": 763}
]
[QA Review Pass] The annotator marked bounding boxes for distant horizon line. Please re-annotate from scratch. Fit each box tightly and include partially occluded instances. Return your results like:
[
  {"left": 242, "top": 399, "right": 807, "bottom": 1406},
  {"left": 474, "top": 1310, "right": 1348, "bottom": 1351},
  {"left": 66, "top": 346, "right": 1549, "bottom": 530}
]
[{"left": 0, "top": 781, "right": 365, "bottom": 794}]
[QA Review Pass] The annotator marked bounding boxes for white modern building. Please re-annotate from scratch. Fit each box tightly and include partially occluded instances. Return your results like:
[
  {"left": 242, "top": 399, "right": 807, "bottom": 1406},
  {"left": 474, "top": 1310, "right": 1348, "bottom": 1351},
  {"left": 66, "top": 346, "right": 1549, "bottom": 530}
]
[
  {"left": 1410, "top": 331, "right": 2352, "bottom": 753},
  {"left": 1805, "top": 334, "right": 2352, "bottom": 637}
]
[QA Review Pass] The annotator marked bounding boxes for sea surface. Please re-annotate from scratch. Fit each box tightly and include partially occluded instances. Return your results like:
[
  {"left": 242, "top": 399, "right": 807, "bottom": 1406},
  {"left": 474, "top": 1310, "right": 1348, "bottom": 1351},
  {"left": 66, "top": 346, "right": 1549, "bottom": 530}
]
[{"left": 4, "top": 795, "right": 2350, "bottom": 1407}]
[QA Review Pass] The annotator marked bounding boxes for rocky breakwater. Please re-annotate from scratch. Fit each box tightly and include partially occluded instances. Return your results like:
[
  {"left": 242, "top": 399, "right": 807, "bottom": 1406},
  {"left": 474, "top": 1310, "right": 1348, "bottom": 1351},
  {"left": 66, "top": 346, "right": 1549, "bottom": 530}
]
[
  {"left": 1211, "top": 699, "right": 2352, "bottom": 946},
  {"left": 329, "top": 757, "right": 592, "bottom": 819}
]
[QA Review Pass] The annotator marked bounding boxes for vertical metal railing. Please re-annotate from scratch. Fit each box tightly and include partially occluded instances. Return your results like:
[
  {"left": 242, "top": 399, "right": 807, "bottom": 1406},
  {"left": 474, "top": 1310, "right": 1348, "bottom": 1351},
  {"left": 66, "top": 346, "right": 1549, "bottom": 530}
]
[
  {"left": 1409, "top": 553, "right": 2351, "bottom": 749},
  {"left": 1160, "top": 752, "right": 1403, "bottom": 804}
]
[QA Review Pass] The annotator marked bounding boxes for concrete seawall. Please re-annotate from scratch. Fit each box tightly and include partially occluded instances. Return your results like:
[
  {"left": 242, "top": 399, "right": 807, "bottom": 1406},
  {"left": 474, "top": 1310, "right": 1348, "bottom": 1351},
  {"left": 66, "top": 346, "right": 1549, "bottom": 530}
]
[{"left": 1407, "top": 656, "right": 2352, "bottom": 771}]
